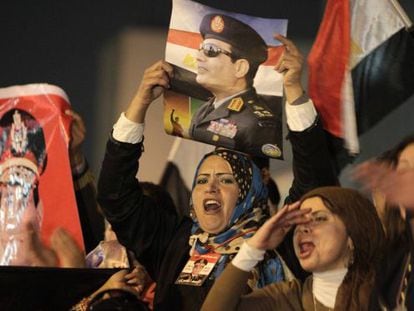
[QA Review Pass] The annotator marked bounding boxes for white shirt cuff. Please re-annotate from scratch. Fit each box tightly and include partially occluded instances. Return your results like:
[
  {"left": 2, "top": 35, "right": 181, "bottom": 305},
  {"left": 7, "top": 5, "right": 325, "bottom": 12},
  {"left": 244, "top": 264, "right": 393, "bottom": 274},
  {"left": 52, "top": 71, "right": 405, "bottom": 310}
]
[
  {"left": 232, "top": 242, "right": 265, "bottom": 272},
  {"left": 285, "top": 98, "right": 317, "bottom": 132},
  {"left": 112, "top": 112, "right": 144, "bottom": 144}
]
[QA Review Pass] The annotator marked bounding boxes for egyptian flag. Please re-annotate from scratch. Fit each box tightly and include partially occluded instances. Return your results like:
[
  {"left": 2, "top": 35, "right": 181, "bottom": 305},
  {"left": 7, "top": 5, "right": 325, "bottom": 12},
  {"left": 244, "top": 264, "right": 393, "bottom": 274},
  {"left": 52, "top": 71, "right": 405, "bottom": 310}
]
[
  {"left": 163, "top": 0, "right": 287, "bottom": 138},
  {"left": 308, "top": 0, "right": 414, "bottom": 167}
]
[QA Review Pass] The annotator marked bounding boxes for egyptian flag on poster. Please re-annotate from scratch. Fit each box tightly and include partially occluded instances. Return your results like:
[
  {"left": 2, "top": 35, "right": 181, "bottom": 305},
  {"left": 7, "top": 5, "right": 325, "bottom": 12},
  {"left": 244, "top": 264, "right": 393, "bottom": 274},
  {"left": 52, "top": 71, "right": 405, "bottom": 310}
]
[
  {"left": 0, "top": 84, "right": 83, "bottom": 265},
  {"left": 308, "top": 0, "right": 414, "bottom": 169},
  {"left": 163, "top": 0, "right": 288, "bottom": 158}
]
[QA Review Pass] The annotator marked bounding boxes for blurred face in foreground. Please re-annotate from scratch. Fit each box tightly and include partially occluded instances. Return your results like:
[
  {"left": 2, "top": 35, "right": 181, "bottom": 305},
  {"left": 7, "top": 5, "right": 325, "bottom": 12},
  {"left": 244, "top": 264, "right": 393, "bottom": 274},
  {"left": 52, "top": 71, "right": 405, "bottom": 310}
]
[
  {"left": 397, "top": 143, "right": 414, "bottom": 170},
  {"left": 293, "top": 197, "right": 353, "bottom": 273},
  {"left": 192, "top": 155, "right": 239, "bottom": 234}
]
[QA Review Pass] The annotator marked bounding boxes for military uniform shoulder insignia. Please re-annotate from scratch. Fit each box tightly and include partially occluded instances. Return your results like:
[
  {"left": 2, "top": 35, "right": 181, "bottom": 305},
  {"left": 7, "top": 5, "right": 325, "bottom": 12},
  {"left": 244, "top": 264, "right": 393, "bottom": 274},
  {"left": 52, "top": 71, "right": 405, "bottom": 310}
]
[
  {"left": 227, "top": 97, "right": 244, "bottom": 112},
  {"left": 247, "top": 99, "right": 274, "bottom": 118}
]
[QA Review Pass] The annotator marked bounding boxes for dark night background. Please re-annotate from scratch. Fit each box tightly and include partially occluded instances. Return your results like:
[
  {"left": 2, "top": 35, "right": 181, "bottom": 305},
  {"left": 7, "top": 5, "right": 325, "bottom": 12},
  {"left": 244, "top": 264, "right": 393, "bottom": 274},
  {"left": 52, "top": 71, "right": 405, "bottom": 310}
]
[{"left": 1, "top": 0, "right": 413, "bottom": 163}]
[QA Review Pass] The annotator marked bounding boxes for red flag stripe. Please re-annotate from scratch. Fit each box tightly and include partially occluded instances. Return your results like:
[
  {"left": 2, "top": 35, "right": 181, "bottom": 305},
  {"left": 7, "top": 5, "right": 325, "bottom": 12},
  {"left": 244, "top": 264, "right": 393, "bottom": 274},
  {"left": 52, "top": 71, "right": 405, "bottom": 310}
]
[
  {"left": 167, "top": 29, "right": 202, "bottom": 49},
  {"left": 307, "top": 0, "right": 350, "bottom": 138}
]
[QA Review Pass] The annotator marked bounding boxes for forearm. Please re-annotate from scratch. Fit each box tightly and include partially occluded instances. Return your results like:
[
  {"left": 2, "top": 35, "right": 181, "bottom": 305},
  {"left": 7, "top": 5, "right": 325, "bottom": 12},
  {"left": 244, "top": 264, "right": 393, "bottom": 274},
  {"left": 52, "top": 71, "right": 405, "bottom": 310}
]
[
  {"left": 286, "top": 117, "right": 338, "bottom": 203},
  {"left": 202, "top": 243, "right": 263, "bottom": 311},
  {"left": 201, "top": 263, "right": 251, "bottom": 311},
  {"left": 97, "top": 137, "right": 143, "bottom": 217},
  {"left": 284, "top": 83, "right": 304, "bottom": 105}
]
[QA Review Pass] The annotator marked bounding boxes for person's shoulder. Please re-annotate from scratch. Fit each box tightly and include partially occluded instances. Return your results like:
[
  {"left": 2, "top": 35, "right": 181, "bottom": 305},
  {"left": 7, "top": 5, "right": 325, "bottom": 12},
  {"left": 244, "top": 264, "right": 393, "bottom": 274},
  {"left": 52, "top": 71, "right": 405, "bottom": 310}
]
[{"left": 242, "top": 89, "right": 276, "bottom": 118}]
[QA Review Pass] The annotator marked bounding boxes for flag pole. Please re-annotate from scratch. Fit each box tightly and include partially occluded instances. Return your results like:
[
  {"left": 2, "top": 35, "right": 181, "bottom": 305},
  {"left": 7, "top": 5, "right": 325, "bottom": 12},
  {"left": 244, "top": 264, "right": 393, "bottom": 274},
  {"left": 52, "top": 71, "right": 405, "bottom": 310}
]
[
  {"left": 389, "top": 0, "right": 413, "bottom": 30},
  {"left": 167, "top": 136, "right": 182, "bottom": 161}
]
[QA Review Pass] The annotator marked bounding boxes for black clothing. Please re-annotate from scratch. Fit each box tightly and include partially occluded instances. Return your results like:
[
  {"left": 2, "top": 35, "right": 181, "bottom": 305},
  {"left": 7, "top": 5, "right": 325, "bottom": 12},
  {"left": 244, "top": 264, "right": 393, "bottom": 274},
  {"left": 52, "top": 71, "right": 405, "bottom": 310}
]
[
  {"left": 189, "top": 88, "right": 283, "bottom": 158},
  {"left": 97, "top": 118, "right": 337, "bottom": 310}
]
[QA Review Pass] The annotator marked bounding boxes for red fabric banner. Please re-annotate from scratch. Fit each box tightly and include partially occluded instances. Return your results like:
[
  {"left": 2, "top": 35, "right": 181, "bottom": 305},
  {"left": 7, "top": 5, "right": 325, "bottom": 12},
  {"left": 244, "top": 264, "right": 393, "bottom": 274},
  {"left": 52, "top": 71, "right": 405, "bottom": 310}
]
[{"left": 0, "top": 84, "right": 83, "bottom": 266}]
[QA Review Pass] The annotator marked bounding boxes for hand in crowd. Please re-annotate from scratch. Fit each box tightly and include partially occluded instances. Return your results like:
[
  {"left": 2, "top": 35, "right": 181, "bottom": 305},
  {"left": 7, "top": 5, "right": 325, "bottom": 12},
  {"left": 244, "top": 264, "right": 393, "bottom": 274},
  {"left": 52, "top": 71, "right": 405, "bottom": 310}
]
[
  {"left": 274, "top": 34, "right": 304, "bottom": 103},
  {"left": 24, "top": 222, "right": 58, "bottom": 267},
  {"left": 24, "top": 223, "right": 85, "bottom": 267},
  {"left": 50, "top": 227, "right": 86, "bottom": 268},
  {"left": 93, "top": 269, "right": 143, "bottom": 299},
  {"left": 128, "top": 264, "right": 152, "bottom": 295},
  {"left": 354, "top": 161, "right": 414, "bottom": 210},
  {"left": 247, "top": 202, "right": 311, "bottom": 250},
  {"left": 65, "top": 109, "right": 86, "bottom": 169},
  {"left": 126, "top": 60, "right": 174, "bottom": 123}
]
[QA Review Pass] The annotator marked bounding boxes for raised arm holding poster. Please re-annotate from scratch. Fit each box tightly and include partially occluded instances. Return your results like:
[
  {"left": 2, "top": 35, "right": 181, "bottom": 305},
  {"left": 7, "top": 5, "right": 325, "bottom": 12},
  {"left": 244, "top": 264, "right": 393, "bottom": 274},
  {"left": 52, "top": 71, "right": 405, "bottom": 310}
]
[
  {"left": 164, "top": 0, "right": 287, "bottom": 158},
  {"left": 0, "top": 84, "right": 83, "bottom": 266}
]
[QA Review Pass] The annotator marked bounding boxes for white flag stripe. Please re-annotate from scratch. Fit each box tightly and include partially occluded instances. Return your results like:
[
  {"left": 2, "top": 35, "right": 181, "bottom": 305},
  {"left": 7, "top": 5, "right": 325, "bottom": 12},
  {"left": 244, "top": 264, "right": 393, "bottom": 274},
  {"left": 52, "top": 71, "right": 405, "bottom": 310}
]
[
  {"left": 349, "top": 0, "right": 404, "bottom": 68},
  {"left": 0, "top": 83, "right": 70, "bottom": 102},
  {"left": 341, "top": 71, "right": 359, "bottom": 154},
  {"left": 255, "top": 66, "right": 284, "bottom": 96},
  {"left": 166, "top": 42, "right": 198, "bottom": 73},
  {"left": 166, "top": 42, "right": 283, "bottom": 96}
]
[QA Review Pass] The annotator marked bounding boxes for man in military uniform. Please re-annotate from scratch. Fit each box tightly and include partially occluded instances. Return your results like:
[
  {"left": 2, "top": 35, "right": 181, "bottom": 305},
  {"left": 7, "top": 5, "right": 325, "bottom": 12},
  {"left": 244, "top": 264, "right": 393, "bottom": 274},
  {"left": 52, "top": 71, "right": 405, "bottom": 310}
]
[{"left": 189, "top": 13, "right": 283, "bottom": 158}]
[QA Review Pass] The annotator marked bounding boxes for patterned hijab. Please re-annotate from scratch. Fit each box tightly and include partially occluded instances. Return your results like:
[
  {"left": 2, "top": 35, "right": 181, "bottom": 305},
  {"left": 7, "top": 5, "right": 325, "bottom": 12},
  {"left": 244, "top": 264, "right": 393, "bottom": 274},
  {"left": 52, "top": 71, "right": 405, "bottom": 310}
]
[{"left": 189, "top": 149, "right": 284, "bottom": 285}]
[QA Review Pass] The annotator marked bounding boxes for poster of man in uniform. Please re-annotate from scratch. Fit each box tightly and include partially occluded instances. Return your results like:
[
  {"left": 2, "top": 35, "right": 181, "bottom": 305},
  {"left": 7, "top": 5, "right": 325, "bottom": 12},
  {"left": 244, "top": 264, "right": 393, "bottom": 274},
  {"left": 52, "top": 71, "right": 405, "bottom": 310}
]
[
  {"left": 0, "top": 84, "right": 83, "bottom": 266},
  {"left": 175, "top": 253, "right": 220, "bottom": 286},
  {"left": 164, "top": 0, "right": 287, "bottom": 158}
]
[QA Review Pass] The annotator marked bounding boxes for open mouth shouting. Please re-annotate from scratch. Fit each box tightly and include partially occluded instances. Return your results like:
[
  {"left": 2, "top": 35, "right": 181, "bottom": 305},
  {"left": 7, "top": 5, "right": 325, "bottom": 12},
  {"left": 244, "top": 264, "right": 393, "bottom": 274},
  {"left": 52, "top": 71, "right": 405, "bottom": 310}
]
[
  {"left": 297, "top": 240, "right": 315, "bottom": 259},
  {"left": 203, "top": 199, "right": 221, "bottom": 214}
]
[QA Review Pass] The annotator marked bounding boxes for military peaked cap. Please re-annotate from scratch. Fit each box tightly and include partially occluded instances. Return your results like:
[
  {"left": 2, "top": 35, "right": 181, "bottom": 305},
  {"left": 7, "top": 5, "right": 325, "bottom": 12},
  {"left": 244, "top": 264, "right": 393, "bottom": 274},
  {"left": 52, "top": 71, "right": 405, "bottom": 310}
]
[{"left": 199, "top": 14, "right": 268, "bottom": 65}]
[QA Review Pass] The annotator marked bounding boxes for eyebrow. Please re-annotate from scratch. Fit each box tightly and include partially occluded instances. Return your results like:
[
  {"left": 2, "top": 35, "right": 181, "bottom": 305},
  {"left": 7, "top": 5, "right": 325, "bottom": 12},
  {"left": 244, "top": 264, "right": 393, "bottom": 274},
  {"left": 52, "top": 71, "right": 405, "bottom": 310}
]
[
  {"left": 309, "top": 210, "right": 330, "bottom": 216},
  {"left": 197, "top": 172, "right": 234, "bottom": 177}
]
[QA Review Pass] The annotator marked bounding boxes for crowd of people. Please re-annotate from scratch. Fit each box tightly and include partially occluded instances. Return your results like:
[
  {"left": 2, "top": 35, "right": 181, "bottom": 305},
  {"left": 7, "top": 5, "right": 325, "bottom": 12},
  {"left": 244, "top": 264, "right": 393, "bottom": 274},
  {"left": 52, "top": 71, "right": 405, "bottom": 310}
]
[{"left": 1, "top": 12, "right": 413, "bottom": 311}]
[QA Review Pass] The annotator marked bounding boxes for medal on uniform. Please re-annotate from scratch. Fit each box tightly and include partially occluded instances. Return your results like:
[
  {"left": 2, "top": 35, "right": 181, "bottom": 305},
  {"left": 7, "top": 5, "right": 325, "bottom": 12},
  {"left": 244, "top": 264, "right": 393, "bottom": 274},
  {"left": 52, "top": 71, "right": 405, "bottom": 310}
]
[
  {"left": 175, "top": 252, "right": 221, "bottom": 286},
  {"left": 207, "top": 118, "right": 238, "bottom": 138},
  {"left": 261, "top": 144, "right": 282, "bottom": 158}
]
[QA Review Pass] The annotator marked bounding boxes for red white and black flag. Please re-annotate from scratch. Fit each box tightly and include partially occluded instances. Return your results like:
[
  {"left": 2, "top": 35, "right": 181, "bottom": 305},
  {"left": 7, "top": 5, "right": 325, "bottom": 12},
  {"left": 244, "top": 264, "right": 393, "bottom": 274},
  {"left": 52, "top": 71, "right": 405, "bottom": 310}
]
[{"left": 308, "top": 0, "right": 414, "bottom": 166}]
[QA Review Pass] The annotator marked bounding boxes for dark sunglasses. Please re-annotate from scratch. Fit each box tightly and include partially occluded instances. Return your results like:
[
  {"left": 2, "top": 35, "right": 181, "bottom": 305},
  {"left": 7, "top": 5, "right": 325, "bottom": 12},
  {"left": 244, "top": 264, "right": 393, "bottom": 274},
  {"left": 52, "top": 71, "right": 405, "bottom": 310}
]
[{"left": 199, "top": 43, "right": 233, "bottom": 58}]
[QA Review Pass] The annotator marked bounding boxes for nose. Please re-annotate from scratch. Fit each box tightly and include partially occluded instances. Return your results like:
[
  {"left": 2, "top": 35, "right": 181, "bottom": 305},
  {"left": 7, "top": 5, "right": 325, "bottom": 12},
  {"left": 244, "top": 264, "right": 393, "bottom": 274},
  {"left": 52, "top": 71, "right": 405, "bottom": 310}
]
[
  {"left": 296, "top": 223, "right": 311, "bottom": 234},
  {"left": 196, "top": 48, "right": 206, "bottom": 62},
  {"left": 205, "top": 177, "right": 218, "bottom": 193}
]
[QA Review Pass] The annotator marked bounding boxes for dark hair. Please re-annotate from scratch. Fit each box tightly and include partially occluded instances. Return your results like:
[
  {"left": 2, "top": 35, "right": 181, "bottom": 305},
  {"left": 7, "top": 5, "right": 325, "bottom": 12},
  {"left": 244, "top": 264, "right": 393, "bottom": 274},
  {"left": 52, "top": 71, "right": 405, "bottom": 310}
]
[
  {"left": 378, "top": 134, "right": 414, "bottom": 167},
  {"left": 301, "top": 187, "right": 384, "bottom": 273},
  {"left": 376, "top": 134, "right": 414, "bottom": 245},
  {"left": 228, "top": 51, "right": 261, "bottom": 87}
]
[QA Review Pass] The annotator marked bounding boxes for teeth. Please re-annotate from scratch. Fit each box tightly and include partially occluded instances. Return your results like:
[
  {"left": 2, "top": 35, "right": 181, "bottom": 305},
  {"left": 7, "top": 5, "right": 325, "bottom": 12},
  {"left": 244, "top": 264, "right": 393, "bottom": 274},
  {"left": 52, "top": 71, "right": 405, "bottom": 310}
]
[
  {"left": 205, "top": 200, "right": 219, "bottom": 205},
  {"left": 204, "top": 200, "right": 221, "bottom": 211}
]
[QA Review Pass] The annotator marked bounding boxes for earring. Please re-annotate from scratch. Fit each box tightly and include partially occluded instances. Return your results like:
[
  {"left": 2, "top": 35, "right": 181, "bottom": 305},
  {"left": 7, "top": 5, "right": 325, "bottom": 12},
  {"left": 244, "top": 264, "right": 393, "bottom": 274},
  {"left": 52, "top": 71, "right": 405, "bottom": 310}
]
[
  {"left": 347, "top": 243, "right": 355, "bottom": 268},
  {"left": 189, "top": 205, "right": 197, "bottom": 222}
]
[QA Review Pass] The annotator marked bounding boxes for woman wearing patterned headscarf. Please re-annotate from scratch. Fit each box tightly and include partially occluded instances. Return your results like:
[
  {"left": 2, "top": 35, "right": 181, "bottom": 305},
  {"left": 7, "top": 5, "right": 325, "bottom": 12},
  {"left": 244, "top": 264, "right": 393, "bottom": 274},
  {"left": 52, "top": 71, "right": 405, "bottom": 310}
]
[
  {"left": 98, "top": 54, "right": 338, "bottom": 310},
  {"left": 100, "top": 144, "right": 309, "bottom": 311},
  {"left": 189, "top": 149, "right": 297, "bottom": 286},
  {"left": 202, "top": 186, "right": 385, "bottom": 311}
]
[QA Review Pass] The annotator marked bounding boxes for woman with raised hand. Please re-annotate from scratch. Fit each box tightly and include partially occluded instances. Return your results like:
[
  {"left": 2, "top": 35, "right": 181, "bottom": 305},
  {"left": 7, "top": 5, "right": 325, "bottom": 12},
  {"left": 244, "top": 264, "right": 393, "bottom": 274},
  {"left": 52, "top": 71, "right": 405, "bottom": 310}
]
[
  {"left": 202, "top": 186, "right": 385, "bottom": 311},
  {"left": 97, "top": 35, "right": 337, "bottom": 310}
]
